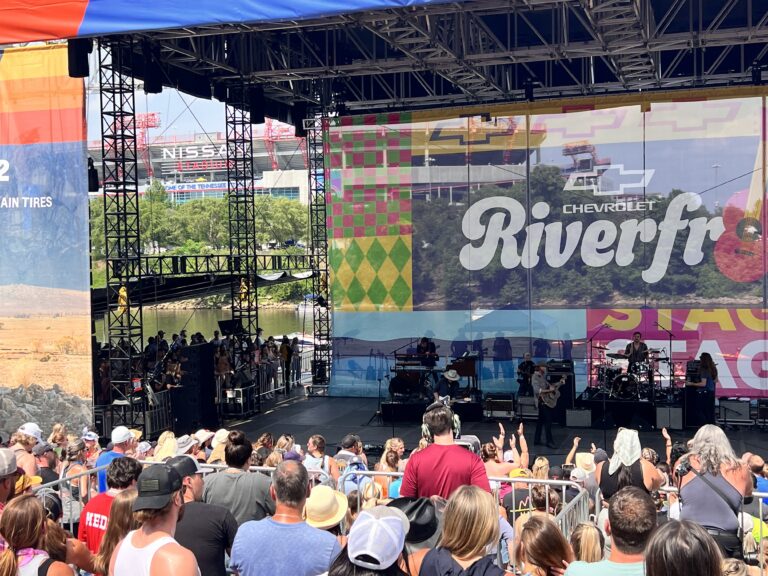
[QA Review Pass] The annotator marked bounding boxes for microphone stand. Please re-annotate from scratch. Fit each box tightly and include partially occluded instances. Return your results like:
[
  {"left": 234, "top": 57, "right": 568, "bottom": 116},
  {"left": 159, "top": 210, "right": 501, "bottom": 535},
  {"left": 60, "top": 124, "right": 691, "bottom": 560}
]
[
  {"left": 655, "top": 323, "right": 675, "bottom": 429},
  {"left": 588, "top": 323, "right": 610, "bottom": 449}
]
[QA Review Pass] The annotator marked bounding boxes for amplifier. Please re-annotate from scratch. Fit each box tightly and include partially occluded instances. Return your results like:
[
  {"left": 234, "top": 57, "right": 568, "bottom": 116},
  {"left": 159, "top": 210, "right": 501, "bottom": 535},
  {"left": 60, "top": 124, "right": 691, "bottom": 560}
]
[
  {"left": 485, "top": 397, "right": 515, "bottom": 419},
  {"left": 655, "top": 406, "right": 683, "bottom": 430},
  {"left": 517, "top": 396, "right": 537, "bottom": 420},
  {"left": 548, "top": 360, "right": 574, "bottom": 372},
  {"left": 718, "top": 399, "right": 752, "bottom": 425},
  {"left": 566, "top": 409, "right": 592, "bottom": 427}
]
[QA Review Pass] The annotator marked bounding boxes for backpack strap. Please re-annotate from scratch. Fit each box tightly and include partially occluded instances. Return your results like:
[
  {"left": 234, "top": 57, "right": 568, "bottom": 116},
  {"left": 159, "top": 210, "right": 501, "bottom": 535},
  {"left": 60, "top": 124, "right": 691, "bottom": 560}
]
[{"left": 38, "top": 557, "right": 55, "bottom": 576}]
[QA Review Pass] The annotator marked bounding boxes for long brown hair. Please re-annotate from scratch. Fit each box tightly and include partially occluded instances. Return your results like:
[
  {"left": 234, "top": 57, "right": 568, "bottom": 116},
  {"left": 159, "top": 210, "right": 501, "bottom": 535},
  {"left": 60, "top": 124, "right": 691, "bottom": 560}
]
[
  {"left": 515, "top": 515, "right": 573, "bottom": 576},
  {"left": 700, "top": 352, "right": 718, "bottom": 381},
  {"left": 93, "top": 488, "right": 139, "bottom": 575},
  {"left": 0, "top": 495, "right": 46, "bottom": 576}
]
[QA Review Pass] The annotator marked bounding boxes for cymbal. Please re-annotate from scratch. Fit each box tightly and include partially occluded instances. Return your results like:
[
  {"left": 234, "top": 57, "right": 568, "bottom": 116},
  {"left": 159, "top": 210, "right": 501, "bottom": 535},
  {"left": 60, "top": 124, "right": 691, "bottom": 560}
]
[
  {"left": 607, "top": 353, "right": 626, "bottom": 359},
  {"left": 655, "top": 357, "right": 669, "bottom": 362},
  {"left": 593, "top": 345, "right": 609, "bottom": 350},
  {"left": 648, "top": 349, "right": 661, "bottom": 353}
]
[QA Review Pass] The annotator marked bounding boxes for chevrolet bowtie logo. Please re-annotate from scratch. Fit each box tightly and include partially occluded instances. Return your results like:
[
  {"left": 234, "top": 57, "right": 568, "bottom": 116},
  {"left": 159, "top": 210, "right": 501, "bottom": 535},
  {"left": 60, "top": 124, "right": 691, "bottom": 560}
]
[{"left": 564, "top": 164, "right": 655, "bottom": 196}]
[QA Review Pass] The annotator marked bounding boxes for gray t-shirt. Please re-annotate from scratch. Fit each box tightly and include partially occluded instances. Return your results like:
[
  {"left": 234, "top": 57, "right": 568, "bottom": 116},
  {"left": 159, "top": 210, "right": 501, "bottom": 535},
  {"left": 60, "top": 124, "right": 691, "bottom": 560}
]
[
  {"left": 203, "top": 470, "right": 275, "bottom": 526},
  {"left": 230, "top": 518, "right": 341, "bottom": 576},
  {"left": 565, "top": 559, "right": 645, "bottom": 576}
]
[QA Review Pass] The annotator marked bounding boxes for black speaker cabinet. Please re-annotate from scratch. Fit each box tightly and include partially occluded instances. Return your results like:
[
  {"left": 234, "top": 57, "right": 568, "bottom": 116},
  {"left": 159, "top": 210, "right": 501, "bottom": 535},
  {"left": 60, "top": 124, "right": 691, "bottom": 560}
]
[{"left": 172, "top": 343, "right": 218, "bottom": 433}]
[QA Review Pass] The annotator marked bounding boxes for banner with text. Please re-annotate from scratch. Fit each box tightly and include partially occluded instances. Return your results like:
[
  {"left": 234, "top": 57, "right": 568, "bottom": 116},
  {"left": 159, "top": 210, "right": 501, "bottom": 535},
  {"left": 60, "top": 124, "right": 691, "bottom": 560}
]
[
  {"left": 0, "top": 45, "right": 92, "bottom": 429},
  {"left": 327, "top": 95, "right": 767, "bottom": 396}
]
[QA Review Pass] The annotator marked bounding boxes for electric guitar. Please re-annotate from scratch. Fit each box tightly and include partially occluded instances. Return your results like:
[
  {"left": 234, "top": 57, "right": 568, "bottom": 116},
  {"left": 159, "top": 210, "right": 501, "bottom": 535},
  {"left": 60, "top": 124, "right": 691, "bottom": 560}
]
[
  {"left": 539, "top": 377, "right": 566, "bottom": 409},
  {"left": 713, "top": 139, "right": 766, "bottom": 282}
]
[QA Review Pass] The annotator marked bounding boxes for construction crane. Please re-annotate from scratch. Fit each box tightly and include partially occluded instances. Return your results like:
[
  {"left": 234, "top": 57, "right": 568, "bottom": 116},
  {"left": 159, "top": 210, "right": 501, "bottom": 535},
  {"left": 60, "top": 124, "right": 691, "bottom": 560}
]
[
  {"left": 136, "top": 113, "right": 161, "bottom": 178},
  {"left": 264, "top": 117, "right": 307, "bottom": 170}
]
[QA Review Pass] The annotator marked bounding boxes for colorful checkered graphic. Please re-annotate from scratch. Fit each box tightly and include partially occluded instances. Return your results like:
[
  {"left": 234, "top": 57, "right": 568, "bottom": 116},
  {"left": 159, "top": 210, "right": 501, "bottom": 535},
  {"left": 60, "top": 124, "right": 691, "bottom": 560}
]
[
  {"left": 328, "top": 112, "right": 413, "bottom": 240},
  {"left": 329, "top": 236, "right": 412, "bottom": 311}
]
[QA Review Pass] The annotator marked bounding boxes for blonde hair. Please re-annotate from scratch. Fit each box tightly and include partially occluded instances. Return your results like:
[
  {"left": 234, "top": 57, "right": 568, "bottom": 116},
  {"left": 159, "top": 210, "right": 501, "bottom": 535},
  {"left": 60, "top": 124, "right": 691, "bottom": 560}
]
[
  {"left": 0, "top": 495, "right": 46, "bottom": 576},
  {"left": 439, "top": 485, "right": 499, "bottom": 560},
  {"left": 10, "top": 432, "right": 36, "bottom": 451},
  {"left": 722, "top": 559, "right": 749, "bottom": 576},
  {"left": 93, "top": 488, "right": 138, "bottom": 575},
  {"left": 531, "top": 456, "right": 550, "bottom": 480},
  {"left": 274, "top": 434, "right": 294, "bottom": 452},
  {"left": 264, "top": 451, "right": 283, "bottom": 468},
  {"left": 570, "top": 522, "right": 605, "bottom": 563},
  {"left": 48, "top": 423, "right": 67, "bottom": 446}
]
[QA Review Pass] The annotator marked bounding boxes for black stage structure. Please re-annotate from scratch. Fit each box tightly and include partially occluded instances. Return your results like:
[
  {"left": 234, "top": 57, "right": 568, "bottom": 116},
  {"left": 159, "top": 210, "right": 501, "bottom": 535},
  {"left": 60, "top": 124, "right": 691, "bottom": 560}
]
[{"left": 83, "top": 0, "right": 768, "bottom": 437}]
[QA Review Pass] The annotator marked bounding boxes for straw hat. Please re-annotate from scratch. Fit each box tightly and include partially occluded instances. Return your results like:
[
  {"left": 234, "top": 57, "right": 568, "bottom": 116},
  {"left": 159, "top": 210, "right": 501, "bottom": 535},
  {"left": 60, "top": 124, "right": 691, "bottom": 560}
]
[
  {"left": 15, "top": 473, "right": 42, "bottom": 493},
  {"left": 575, "top": 452, "right": 596, "bottom": 474},
  {"left": 211, "top": 429, "right": 229, "bottom": 449},
  {"left": 305, "top": 485, "right": 348, "bottom": 529}
]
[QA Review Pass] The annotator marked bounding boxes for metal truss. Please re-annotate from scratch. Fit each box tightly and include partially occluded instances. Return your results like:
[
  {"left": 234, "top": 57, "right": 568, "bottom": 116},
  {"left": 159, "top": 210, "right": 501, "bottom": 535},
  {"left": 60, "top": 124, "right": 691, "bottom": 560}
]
[
  {"left": 226, "top": 92, "right": 259, "bottom": 351},
  {"left": 306, "top": 116, "right": 332, "bottom": 390},
  {"left": 127, "top": 0, "right": 768, "bottom": 112},
  {"left": 98, "top": 38, "right": 144, "bottom": 429}
]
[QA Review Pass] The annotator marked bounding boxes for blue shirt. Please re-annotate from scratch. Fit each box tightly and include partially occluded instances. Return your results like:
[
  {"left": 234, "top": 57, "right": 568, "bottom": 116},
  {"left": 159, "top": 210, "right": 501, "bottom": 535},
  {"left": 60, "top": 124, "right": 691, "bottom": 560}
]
[
  {"left": 565, "top": 559, "right": 645, "bottom": 576},
  {"left": 95, "top": 450, "right": 124, "bottom": 492},
  {"left": 756, "top": 475, "right": 768, "bottom": 505},
  {"left": 230, "top": 518, "right": 341, "bottom": 576}
]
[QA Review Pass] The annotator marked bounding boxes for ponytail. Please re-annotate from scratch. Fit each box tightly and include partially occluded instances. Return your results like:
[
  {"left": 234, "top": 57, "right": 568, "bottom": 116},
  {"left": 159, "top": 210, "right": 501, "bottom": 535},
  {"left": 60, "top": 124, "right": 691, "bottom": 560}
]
[{"left": 0, "top": 548, "right": 18, "bottom": 576}]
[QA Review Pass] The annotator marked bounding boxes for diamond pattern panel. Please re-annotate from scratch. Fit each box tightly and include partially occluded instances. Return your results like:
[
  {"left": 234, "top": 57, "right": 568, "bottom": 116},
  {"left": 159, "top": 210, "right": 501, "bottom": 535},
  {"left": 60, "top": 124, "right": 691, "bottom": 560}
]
[{"left": 329, "top": 236, "right": 412, "bottom": 311}]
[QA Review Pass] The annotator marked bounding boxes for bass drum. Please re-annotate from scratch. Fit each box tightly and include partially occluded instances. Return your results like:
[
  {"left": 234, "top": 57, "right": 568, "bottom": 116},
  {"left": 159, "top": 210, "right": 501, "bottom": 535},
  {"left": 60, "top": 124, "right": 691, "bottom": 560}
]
[
  {"left": 610, "top": 373, "right": 639, "bottom": 400},
  {"left": 598, "top": 365, "right": 622, "bottom": 386}
]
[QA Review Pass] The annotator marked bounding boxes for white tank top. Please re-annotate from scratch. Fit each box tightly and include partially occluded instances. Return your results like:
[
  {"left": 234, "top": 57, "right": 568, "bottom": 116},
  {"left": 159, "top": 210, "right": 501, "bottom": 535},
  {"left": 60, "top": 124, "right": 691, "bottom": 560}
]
[{"left": 112, "top": 530, "right": 178, "bottom": 576}]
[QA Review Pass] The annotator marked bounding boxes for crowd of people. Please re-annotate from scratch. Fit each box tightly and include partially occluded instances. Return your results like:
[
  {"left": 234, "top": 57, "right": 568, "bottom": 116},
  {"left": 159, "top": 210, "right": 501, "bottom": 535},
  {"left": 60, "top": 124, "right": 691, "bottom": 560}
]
[
  {"left": 95, "top": 327, "right": 304, "bottom": 404},
  {"left": 0, "top": 405, "right": 767, "bottom": 575}
]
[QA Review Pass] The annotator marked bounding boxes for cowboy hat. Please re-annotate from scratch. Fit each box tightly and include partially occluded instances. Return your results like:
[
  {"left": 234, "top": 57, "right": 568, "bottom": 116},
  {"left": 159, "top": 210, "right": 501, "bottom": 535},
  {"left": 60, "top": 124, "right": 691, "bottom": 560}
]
[{"left": 443, "top": 369, "right": 460, "bottom": 382}]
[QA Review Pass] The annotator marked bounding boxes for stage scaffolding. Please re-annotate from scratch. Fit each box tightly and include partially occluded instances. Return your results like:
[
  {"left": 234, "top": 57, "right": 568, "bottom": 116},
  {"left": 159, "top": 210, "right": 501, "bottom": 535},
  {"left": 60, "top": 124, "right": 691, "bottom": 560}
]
[
  {"left": 98, "top": 38, "right": 145, "bottom": 429},
  {"left": 306, "top": 117, "right": 332, "bottom": 392},
  {"left": 226, "top": 89, "right": 260, "bottom": 349}
]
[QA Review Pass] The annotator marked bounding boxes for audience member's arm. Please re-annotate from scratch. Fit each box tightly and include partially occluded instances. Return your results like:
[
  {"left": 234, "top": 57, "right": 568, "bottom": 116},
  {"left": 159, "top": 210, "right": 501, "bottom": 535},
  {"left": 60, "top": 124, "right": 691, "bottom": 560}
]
[
  {"left": 662, "top": 427, "right": 672, "bottom": 464},
  {"left": 471, "top": 454, "right": 492, "bottom": 493},
  {"left": 565, "top": 436, "right": 580, "bottom": 466},
  {"left": 399, "top": 458, "right": 418, "bottom": 498},
  {"left": 328, "top": 456, "right": 340, "bottom": 482},
  {"left": 517, "top": 424, "right": 529, "bottom": 470},
  {"left": 492, "top": 422, "right": 505, "bottom": 451},
  {"left": 223, "top": 509, "right": 238, "bottom": 555},
  {"left": 66, "top": 538, "right": 96, "bottom": 574},
  {"left": 506, "top": 435, "right": 520, "bottom": 466}
]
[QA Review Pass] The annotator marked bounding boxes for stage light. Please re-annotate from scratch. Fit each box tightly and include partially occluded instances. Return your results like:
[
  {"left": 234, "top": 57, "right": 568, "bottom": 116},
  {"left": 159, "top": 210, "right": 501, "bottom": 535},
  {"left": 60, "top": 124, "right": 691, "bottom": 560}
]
[
  {"left": 752, "top": 62, "right": 763, "bottom": 86},
  {"left": 213, "top": 83, "right": 228, "bottom": 102},
  {"left": 67, "top": 38, "right": 92, "bottom": 78}
]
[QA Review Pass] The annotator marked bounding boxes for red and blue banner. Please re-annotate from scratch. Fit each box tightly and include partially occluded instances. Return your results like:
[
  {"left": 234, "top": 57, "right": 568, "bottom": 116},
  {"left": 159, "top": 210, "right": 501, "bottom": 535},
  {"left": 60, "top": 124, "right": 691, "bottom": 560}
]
[
  {"left": 0, "top": 45, "right": 91, "bottom": 426},
  {"left": 0, "top": 0, "right": 460, "bottom": 44}
]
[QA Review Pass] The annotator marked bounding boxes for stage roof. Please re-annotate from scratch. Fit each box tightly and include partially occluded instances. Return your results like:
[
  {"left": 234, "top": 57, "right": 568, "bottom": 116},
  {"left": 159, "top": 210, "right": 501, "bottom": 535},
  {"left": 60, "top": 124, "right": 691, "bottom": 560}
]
[
  {"left": 4, "top": 0, "right": 768, "bottom": 114},
  {"left": 0, "top": 0, "right": 456, "bottom": 44}
]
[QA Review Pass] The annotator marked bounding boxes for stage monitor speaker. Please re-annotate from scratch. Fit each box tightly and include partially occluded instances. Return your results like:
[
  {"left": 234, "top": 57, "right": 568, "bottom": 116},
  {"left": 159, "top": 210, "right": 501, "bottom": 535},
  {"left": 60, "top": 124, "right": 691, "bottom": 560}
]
[
  {"left": 656, "top": 406, "right": 683, "bottom": 430},
  {"left": 566, "top": 409, "right": 592, "bottom": 428},
  {"left": 67, "top": 39, "right": 91, "bottom": 78},
  {"left": 293, "top": 103, "right": 308, "bottom": 138},
  {"left": 217, "top": 319, "right": 244, "bottom": 337},
  {"left": 719, "top": 399, "right": 752, "bottom": 424}
]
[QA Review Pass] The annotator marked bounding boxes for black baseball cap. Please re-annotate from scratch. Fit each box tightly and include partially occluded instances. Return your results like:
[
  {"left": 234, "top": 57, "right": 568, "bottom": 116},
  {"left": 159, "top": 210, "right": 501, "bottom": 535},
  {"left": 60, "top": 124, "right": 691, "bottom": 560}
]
[
  {"left": 133, "top": 464, "right": 182, "bottom": 512},
  {"left": 167, "top": 455, "right": 213, "bottom": 478},
  {"left": 341, "top": 434, "right": 361, "bottom": 449}
]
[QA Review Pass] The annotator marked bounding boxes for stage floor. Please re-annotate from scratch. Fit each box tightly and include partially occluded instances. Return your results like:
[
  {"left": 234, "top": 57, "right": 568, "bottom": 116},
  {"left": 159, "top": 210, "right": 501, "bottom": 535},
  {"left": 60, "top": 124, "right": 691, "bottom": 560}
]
[{"left": 231, "top": 394, "right": 768, "bottom": 462}]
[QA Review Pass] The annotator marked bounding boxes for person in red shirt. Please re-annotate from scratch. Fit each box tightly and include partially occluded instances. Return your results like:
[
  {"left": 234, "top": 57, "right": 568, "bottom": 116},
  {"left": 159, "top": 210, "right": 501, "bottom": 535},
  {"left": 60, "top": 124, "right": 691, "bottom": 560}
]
[
  {"left": 78, "top": 457, "right": 142, "bottom": 555},
  {"left": 400, "top": 403, "right": 490, "bottom": 499}
]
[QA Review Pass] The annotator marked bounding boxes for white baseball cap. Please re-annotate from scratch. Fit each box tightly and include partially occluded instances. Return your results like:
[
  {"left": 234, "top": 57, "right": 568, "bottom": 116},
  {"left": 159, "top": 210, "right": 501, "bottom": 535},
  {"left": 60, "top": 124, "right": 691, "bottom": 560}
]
[
  {"left": 18, "top": 423, "right": 43, "bottom": 444},
  {"left": 347, "top": 506, "right": 408, "bottom": 570},
  {"left": 111, "top": 426, "right": 133, "bottom": 445},
  {"left": 0, "top": 448, "right": 19, "bottom": 477}
]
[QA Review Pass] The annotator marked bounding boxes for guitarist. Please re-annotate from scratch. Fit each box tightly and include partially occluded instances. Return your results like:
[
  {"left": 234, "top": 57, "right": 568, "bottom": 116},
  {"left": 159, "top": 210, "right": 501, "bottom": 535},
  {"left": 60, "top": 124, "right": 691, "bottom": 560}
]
[{"left": 532, "top": 361, "right": 561, "bottom": 449}]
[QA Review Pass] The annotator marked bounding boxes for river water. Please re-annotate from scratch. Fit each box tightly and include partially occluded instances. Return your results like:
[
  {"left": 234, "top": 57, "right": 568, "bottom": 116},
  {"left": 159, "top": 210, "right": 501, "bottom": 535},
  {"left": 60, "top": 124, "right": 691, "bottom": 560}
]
[{"left": 94, "top": 308, "right": 312, "bottom": 344}]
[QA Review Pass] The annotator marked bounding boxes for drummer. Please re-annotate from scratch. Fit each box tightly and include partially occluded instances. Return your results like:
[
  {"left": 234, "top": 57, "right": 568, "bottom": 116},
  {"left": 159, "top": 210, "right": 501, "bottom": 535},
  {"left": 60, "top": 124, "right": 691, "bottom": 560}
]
[{"left": 623, "top": 331, "right": 652, "bottom": 383}]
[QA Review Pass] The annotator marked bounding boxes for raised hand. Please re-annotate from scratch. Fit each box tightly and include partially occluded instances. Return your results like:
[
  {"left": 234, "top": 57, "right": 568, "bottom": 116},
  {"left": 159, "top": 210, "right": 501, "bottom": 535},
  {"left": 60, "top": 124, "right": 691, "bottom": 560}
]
[
  {"left": 509, "top": 435, "right": 516, "bottom": 449},
  {"left": 517, "top": 422, "right": 524, "bottom": 436},
  {"left": 573, "top": 436, "right": 581, "bottom": 448},
  {"left": 662, "top": 427, "right": 671, "bottom": 441},
  {"left": 591, "top": 442, "right": 597, "bottom": 454}
]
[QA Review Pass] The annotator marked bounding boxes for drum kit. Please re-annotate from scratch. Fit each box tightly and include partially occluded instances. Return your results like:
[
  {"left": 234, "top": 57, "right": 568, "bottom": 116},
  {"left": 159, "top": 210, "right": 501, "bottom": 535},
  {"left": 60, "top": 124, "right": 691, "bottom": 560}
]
[{"left": 593, "top": 346, "right": 672, "bottom": 401}]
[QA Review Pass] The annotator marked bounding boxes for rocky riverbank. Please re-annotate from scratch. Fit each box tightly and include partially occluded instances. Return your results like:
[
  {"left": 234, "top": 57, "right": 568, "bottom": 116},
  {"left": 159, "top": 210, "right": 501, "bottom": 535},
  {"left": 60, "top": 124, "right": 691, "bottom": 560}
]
[
  {"left": 0, "top": 384, "right": 92, "bottom": 441},
  {"left": 150, "top": 296, "right": 296, "bottom": 311}
]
